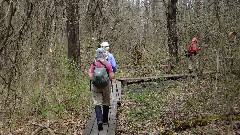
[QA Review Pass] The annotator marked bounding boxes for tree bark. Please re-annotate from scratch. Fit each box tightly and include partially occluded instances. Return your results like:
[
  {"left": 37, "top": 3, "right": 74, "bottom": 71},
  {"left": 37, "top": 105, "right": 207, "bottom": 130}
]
[
  {"left": 66, "top": 0, "right": 80, "bottom": 67},
  {"left": 165, "top": 0, "right": 179, "bottom": 68}
]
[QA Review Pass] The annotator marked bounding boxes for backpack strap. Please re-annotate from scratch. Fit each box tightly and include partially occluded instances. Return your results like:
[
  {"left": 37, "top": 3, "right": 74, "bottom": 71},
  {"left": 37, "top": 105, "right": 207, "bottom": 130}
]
[
  {"left": 92, "top": 60, "right": 107, "bottom": 69},
  {"left": 98, "top": 60, "right": 110, "bottom": 74},
  {"left": 98, "top": 60, "right": 106, "bottom": 67}
]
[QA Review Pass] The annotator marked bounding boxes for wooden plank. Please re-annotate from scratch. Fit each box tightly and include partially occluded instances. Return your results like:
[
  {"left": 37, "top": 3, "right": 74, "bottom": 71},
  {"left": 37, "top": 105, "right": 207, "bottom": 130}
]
[
  {"left": 90, "top": 120, "right": 98, "bottom": 135},
  {"left": 107, "top": 102, "right": 118, "bottom": 135},
  {"left": 111, "top": 81, "right": 122, "bottom": 103},
  {"left": 99, "top": 124, "right": 108, "bottom": 135},
  {"left": 87, "top": 116, "right": 110, "bottom": 135},
  {"left": 109, "top": 102, "right": 118, "bottom": 117},
  {"left": 117, "top": 74, "right": 189, "bottom": 81},
  {"left": 116, "top": 81, "right": 122, "bottom": 102},
  {"left": 83, "top": 112, "right": 96, "bottom": 135},
  {"left": 108, "top": 82, "right": 120, "bottom": 135},
  {"left": 111, "top": 83, "right": 116, "bottom": 101},
  {"left": 83, "top": 81, "right": 121, "bottom": 135},
  {"left": 89, "top": 103, "right": 118, "bottom": 135},
  {"left": 107, "top": 118, "right": 117, "bottom": 135},
  {"left": 116, "top": 71, "right": 216, "bottom": 85}
]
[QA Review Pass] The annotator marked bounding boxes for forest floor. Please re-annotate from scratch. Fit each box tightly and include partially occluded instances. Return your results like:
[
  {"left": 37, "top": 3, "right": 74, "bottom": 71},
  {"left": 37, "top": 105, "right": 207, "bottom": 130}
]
[
  {"left": 2, "top": 69, "right": 240, "bottom": 135},
  {"left": 116, "top": 73, "right": 240, "bottom": 135}
]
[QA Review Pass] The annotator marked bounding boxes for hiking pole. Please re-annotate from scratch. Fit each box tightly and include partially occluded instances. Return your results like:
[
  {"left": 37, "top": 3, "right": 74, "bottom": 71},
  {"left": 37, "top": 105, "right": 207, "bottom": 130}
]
[{"left": 89, "top": 80, "right": 92, "bottom": 113}]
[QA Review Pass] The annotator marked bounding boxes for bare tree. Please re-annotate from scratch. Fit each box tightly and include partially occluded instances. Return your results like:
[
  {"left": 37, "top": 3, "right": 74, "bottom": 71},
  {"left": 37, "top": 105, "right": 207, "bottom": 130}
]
[
  {"left": 163, "top": 0, "right": 179, "bottom": 68},
  {"left": 66, "top": 0, "right": 80, "bottom": 67},
  {"left": 86, "top": 0, "right": 105, "bottom": 43}
]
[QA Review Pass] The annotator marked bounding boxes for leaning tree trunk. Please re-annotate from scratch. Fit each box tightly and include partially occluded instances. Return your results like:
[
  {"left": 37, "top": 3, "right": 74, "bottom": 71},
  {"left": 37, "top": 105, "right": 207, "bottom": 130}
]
[
  {"left": 164, "top": 0, "right": 178, "bottom": 69},
  {"left": 66, "top": 0, "right": 80, "bottom": 67}
]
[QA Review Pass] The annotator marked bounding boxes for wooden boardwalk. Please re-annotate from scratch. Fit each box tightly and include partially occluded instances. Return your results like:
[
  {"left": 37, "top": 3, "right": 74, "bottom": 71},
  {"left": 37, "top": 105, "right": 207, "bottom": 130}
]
[
  {"left": 83, "top": 81, "right": 121, "bottom": 135},
  {"left": 117, "top": 71, "right": 215, "bottom": 87},
  {"left": 83, "top": 71, "right": 215, "bottom": 134}
]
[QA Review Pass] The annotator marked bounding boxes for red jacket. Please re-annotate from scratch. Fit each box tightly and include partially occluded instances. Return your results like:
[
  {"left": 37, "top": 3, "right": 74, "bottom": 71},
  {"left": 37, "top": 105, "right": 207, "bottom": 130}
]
[{"left": 188, "top": 42, "right": 200, "bottom": 53}]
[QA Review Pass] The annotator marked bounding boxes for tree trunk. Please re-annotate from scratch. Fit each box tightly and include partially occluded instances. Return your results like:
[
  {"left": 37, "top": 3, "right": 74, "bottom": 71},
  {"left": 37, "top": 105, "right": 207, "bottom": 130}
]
[
  {"left": 66, "top": 0, "right": 80, "bottom": 67},
  {"left": 165, "top": 0, "right": 178, "bottom": 68},
  {"left": 143, "top": 0, "right": 150, "bottom": 47}
]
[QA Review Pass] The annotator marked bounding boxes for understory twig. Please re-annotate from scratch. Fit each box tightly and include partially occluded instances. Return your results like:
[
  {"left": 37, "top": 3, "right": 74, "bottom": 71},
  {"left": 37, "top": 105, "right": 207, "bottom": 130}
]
[{"left": 30, "top": 121, "right": 55, "bottom": 135}]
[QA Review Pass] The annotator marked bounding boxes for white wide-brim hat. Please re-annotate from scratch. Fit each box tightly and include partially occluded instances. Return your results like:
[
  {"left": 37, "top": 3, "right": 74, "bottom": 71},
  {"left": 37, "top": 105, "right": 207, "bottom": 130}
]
[{"left": 101, "top": 42, "right": 109, "bottom": 47}]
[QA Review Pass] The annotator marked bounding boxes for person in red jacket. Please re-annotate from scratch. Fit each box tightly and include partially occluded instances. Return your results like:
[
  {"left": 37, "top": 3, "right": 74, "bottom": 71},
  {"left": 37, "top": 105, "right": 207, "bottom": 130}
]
[
  {"left": 188, "top": 37, "right": 201, "bottom": 54},
  {"left": 187, "top": 37, "right": 201, "bottom": 73}
]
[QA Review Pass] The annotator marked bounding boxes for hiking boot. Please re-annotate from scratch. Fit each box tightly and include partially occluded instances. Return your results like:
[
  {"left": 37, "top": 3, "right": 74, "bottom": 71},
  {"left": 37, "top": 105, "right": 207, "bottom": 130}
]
[
  {"left": 103, "top": 105, "right": 109, "bottom": 124},
  {"left": 189, "top": 69, "right": 193, "bottom": 74},
  {"left": 98, "top": 121, "right": 103, "bottom": 131}
]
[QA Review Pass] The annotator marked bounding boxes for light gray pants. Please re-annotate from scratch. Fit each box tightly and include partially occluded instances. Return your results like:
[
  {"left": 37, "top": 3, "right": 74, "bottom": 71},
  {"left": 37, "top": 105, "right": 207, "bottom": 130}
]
[
  {"left": 92, "top": 83, "right": 111, "bottom": 106},
  {"left": 188, "top": 56, "right": 199, "bottom": 71}
]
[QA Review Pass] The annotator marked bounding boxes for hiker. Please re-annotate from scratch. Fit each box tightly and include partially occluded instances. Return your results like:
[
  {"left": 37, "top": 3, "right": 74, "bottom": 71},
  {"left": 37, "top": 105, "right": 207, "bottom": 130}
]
[
  {"left": 101, "top": 42, "right": 117, "bottom": 73},
  {"left": 88, "top": 48, "right": 114, "bottom": 131},
  {"left": 185, "top": 37, "right": 201, "bottom": 73}
]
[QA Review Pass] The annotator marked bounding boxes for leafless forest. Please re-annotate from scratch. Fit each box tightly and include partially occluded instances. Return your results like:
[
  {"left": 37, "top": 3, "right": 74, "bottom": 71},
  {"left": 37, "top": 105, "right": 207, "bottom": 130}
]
[{"left": 0, "top": 0, "right": 239, "bottom": 134}]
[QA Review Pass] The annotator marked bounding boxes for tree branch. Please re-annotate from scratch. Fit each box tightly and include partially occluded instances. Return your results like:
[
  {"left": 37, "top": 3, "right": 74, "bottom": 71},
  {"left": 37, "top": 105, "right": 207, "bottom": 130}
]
[
  {"left": 31, "top": 121, "right": 56, "bottom": 135},
  {"left": 13, "top": 2, "right": 33, "bottom": 38},
  {"left": 0, "top": 0, "right": 14, "bottom": 55},
  {"left": 0, "top": 0, "right": 12, "bottom": 23},
  {"left": 162, "top": 0, "right": 167, "bottom": 10}
]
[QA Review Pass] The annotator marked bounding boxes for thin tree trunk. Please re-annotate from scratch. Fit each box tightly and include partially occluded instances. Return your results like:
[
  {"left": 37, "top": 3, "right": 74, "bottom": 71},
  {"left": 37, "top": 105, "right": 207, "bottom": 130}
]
[
  {"left": 86, "top": 0, "right": 104, "bottom": 43},
  {"left": 66, "top": 0, "right": 80, "bottom": 67},
  {"left": 164, "top": 0, "right": 178, "bottom": 68}
]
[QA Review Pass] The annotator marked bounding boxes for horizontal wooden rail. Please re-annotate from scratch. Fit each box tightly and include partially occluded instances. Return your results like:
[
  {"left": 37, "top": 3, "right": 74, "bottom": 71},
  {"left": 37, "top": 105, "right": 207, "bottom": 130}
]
[{"left": 116, "top": 71, "right": 215, "bottom": 87}]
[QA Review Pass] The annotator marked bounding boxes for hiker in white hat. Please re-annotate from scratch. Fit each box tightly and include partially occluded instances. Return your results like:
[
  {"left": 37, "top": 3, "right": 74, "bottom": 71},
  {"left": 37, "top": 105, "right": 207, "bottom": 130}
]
[{"left": 101, "top": 42, "right": 117, "bottom": 73}]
